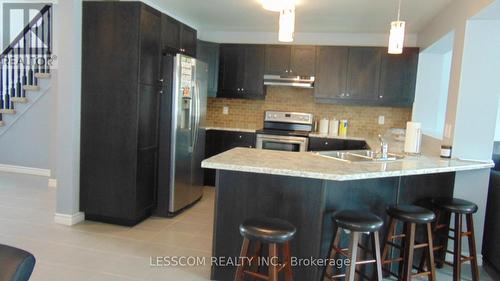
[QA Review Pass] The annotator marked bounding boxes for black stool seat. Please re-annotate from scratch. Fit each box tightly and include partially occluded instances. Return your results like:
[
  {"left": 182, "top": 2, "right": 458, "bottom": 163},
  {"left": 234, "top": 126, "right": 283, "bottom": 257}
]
[
  {"left": 387, "top": 204, "right": 436, "bottom": 223},
  {"left": 333, "top": 210, "right": 384, "bottom": 232},
  {"left": 0, "top": 244, "right": 36, "bottom": 281},
  {"left": 432, "top": 197, "right": 478, "bottom": 214},
  {"left": 239, "top": 217, "right": 296, "bottom": 243}
]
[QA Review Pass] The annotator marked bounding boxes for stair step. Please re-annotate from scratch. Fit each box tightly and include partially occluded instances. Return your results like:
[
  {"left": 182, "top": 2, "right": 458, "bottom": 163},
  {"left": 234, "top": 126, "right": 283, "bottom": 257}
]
[
  {"left": 22, "top": 85, "right": 40, "bottom": 91},
  {"left": 0, "top": 109, "right": 16, "bottom": 114},
  {"left": 34, "top": 73, "right": 51, "bottom": 79},
  {"left": 11, "top": 97, "right": 28, "bottom": 103}
]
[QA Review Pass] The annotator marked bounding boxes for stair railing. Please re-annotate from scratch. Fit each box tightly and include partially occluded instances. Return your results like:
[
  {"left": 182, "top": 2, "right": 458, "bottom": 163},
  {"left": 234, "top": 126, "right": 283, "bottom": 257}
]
[{"left": 0, "top": 4, "right": 52, "bottom": 124}]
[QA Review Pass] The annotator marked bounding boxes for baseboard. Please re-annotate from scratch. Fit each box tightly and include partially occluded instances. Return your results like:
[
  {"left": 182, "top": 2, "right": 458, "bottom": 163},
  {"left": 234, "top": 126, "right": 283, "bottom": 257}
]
[
  {"left": 54, "top": 212, "right": 85, "bottom": 226},
  {"left": 0, "top": 164, "right": 50, "bottom": 177},
  {"left": 48, "top": 178, "right": 57, "bottom": 188}
]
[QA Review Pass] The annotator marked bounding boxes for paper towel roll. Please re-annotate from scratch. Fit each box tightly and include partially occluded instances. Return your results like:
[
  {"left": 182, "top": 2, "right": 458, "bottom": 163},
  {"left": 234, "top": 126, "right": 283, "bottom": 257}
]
[
  {"left": 329, "top": 119, "right": 339, "bottom": 137},
  {"left": 404, "top": 122, "right": 422, "bottom": 154},
  {"left": 319, "top": 119, "right": 329, "bottom": 135}
]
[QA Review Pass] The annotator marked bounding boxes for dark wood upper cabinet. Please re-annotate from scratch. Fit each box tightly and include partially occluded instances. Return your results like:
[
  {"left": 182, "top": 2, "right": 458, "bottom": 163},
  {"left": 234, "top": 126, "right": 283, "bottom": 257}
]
[
  {"left": 161, "top": 15, "right": 180, "bottom": 52},
  {"left": 197, "top": 40, "right": 219, "bottom": 97},
  {"left": 218, "top": 44, "right": 265, "bottom": 99},
  {"left": 139, "top": 5, "right": 161, "bottom": 86},
  {"left": 378, "top": 47, "right": 419, "bottom": 106},
  {"left": 314, "top": 47, "right": 348, "bottom": 100},
  {"left": 180, "top": 24, "right": 197, "bottom": 57},
  {"left": 160, "top": 14, "right": 197, "bottom": 57},
  {"left": 243, "top": 45, "right": 266, "bottom": 96},
  {"left": 218, "top": 45, "right": 243, "bottom": 95},
  {"left": 265, "top": 45, "right": 316, "bottom": 76},
  {"left": 346, "top": 47, "right": 383, "bottom": 101},
  {"left": 265, "top": 45, "right": 292, "bottom": 75},
  {"left": 290, "top": 46, "right": 316, "bottom": 76}
]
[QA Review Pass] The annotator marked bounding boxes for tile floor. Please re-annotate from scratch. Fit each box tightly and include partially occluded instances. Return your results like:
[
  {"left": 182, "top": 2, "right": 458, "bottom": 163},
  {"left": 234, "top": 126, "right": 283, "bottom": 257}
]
[{"left": 0, "top": 171, "right": 495, "bottom": 281}]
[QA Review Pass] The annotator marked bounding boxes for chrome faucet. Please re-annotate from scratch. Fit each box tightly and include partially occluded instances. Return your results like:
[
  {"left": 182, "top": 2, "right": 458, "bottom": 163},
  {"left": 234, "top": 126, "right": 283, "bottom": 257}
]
[{"left": 378, "top": 134, "right": 389, "bottom": 159}]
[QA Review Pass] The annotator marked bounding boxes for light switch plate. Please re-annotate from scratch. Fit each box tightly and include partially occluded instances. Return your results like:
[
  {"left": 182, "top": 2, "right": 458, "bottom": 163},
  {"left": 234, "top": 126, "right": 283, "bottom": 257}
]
[
  {"left": 223, "top": 106, "right": 229, "bottom": 115},
  {"left": 378, "top": 115, "right": 385, "bottom": 125}
]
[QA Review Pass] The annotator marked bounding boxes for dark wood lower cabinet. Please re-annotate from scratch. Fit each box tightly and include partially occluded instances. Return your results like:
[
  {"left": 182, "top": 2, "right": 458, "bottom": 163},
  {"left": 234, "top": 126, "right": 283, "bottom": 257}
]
[
  {"left": 204, "top": 130, "right": 256, "bottom": 186},
  {"left": 309, "top": 137, "right": 369, "bottom": 151},
  {"left": 211, "top": 170, "right": 455, "bottom": 281}
]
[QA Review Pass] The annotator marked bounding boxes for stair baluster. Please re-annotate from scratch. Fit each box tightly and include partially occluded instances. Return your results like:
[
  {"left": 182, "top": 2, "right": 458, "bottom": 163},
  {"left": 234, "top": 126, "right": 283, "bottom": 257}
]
[
  {"left": 16, "top": 44, "right": 21, "bottom": 98},
  {"left": 34, "top": 18, "right": 39, "bottom": 86},
  {"left": 10, "top": 52, "right": 14, "bottom": 109},
  {"left": 28, "top": 25, "right": 33, "bottom": 86},
  {"left": 22, "top": 33, "right": 27, "bottom": 98},
  {"left": 41, "top": 14, "right": 45, "bottom": 74},
  {"left": 47, "top": 8, "right": 51, "bottom": 74},
  {"left": 5, "top": 58, "right": 10, "bottom": 110}
]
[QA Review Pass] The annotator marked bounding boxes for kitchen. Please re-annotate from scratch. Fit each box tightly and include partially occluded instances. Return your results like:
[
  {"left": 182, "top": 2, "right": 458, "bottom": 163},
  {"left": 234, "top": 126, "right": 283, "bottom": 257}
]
[
  {"left": 4, "top": 0, "right": 495, "bottom": 281},
  {"left": 77, "top": 2, "right": 493, "bottom": 280}
]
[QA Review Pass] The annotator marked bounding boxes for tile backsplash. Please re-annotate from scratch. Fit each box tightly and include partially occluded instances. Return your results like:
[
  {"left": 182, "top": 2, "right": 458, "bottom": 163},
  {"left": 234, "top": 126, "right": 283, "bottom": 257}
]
[{"left": 206, "top": 87, "right": 412, "bottom": 137}]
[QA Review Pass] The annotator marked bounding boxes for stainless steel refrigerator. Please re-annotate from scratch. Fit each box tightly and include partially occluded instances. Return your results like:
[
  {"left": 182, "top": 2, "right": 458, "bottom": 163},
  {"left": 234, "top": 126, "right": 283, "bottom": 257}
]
[{"left": 156, "top": 53, "right": 208, "bottom": 216}]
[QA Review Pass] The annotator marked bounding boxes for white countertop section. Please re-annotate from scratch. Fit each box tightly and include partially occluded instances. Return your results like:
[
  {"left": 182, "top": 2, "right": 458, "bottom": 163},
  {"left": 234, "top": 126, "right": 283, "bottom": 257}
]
[
  {"left": 203, "top": 127, "right": 257, "bottom": 133},
  {"left": 201, "top": 148, "right": 494, "bottom": 181}
]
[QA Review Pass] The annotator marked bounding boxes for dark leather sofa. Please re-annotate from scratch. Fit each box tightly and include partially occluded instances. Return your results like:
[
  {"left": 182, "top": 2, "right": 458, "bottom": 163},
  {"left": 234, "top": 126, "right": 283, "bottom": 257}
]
[
  {"left": 0, "top": 244, "right": 35, "bottom": 281},
  {"left": 483, "top": 145, "right": 500, "bottom": 274}
]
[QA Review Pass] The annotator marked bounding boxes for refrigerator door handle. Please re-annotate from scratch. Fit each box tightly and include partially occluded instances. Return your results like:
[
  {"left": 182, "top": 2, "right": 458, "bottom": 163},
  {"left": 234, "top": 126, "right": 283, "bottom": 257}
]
[{"left": 192, "top": 81, "right": 200, "bottom": 150}]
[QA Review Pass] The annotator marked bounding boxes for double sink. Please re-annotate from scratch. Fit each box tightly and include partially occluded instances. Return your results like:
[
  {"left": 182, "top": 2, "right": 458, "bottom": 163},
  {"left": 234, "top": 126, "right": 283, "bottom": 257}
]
[{"left": 317, "top": 150, "right": 405, "bottom": 162}]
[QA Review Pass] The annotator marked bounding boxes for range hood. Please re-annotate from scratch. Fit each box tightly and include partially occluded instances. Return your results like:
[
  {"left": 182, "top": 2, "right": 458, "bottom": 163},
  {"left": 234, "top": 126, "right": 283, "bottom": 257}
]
[{"left": 263, "top": 74, "right": 315, "bottom": 88}]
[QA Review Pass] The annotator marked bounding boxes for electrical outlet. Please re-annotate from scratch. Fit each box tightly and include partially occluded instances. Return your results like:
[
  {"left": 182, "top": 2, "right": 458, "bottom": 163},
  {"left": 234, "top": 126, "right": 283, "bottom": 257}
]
[
  {"left": 222, "top": 106, "right": 229, "bottom": 115},
  {"left": 378, "top": 115, "right": 385, "bottom": 125}
]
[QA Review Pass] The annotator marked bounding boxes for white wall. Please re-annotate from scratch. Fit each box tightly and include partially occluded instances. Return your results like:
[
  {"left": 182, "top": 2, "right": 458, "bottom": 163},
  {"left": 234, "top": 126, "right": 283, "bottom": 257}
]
[
  {"left": 495, "top": 97, "right": 500, "bottom": 141},
  {"left": 417, "top": 0, "right": 500, "bottom": 255},
  {"left": 53, "top": 0, "right": 82, "bottom": 219},
  {"left": 412, "top": 49, "right": 452, "bottom": 139},
  {"left": 0, "top": 88, "right": 52, "bottom": 169}
]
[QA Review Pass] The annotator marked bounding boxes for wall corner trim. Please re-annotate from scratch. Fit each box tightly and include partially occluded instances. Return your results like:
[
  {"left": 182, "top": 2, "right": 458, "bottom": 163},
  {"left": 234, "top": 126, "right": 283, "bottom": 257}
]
[
  {"left": 48, "top": 178, "right": 58, "bottom": 188},
  {"left": 54, "top": 212, "right": 85, "bottom": 226},
  {"left": 0, "top": 164, "right": 50, "bottom": 177}
]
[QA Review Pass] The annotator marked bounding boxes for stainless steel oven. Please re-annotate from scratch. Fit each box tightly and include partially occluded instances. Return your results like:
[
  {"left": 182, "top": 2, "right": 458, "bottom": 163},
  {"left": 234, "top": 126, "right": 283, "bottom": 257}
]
[
  {"left": 256, "top": 111, "right": 313, "bottom": 152},
  {"left": 256, "top": 134, "right": 309, "bottom": 152}
]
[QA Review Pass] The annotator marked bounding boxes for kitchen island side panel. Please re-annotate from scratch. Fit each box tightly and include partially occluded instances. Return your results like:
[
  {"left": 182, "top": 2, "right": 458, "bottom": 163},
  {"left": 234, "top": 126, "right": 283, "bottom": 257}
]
[{"left": 211, "top": 170, "right": 326, "bottom": 281}]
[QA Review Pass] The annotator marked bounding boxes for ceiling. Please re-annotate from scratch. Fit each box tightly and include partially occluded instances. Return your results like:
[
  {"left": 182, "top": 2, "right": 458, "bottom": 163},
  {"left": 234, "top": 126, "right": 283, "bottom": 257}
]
[{"left": 157, "top": 0, "right": 453, "bottom": 34}]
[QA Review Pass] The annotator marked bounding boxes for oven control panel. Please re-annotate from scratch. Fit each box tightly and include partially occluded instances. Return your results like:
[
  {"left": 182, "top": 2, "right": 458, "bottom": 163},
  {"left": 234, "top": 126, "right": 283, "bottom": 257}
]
[{"left": 264, "top": 111, "right": 314, "bottom": 125}]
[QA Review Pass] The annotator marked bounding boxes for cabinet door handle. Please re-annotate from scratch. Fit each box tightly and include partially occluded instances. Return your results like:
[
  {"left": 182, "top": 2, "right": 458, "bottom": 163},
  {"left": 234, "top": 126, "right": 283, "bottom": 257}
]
[{"left": 379, "top": 95, "right": 384, "bottom": 99}]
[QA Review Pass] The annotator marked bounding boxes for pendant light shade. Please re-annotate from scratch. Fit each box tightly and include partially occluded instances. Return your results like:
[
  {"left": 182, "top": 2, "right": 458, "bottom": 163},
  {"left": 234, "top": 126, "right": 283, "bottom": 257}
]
[
  {"left": 388, "top": 20, "right": 405, "bottom": 54},
  {"left": 279, "top": 7, "right": 295, "bottom": 42},
  {"left": 388, "top": 0, "right": 405, "bottom": 54}
]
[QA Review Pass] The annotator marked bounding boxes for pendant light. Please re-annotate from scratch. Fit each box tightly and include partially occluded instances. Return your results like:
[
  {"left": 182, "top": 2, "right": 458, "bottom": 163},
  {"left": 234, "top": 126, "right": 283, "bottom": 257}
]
[
  {"left": 279, "top": 6, "right": 295, "bottom": 42},
  {"left": 388, "top": 0, "right": 406, "bottom": 54}
]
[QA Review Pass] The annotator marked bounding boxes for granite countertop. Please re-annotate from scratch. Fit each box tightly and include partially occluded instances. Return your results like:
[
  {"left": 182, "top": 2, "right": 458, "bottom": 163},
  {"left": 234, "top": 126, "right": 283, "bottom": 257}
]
[{"left": 201, "top": 147, "right": 494, "bottom": 181}]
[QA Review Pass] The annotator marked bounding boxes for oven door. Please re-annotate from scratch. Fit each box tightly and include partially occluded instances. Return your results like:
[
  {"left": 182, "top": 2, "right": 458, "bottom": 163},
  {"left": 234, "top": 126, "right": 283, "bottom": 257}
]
[{"left": 256, "top": 134, "right": 309, "bottom": 152}]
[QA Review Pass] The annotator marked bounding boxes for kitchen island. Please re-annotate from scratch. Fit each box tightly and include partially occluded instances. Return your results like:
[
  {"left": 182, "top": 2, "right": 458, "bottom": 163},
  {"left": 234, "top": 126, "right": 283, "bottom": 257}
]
[{"left": 201, "top": 148, "right": 493, "bottom": 281}]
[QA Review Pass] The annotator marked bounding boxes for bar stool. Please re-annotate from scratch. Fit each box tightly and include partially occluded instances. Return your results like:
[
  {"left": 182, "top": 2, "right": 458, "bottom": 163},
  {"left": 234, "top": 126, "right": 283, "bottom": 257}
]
[
  {"left": 381, "top": 205, "right": 437, "bottom": 281},
  {"left": 430, "top": 198, "right": 480, "bottom": 281},
  {"left": 325, "top": 210, "right": 384, "bottom": 281},
  {"left": 234, "top": 217, "right": 296, "bottom": 281}
]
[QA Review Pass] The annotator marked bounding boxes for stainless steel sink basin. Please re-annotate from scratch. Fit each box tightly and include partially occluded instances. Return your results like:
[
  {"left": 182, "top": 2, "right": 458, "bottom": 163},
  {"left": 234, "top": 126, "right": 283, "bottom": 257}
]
[{"left": 317, "top": 150, "right": 405, "bottom": 162}]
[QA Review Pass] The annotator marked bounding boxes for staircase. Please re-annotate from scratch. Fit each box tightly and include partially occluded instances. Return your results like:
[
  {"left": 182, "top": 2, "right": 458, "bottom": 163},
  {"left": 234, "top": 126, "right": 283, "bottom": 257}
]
[{"left": 0, "top": 5, "right": 52, "bottom": 128}]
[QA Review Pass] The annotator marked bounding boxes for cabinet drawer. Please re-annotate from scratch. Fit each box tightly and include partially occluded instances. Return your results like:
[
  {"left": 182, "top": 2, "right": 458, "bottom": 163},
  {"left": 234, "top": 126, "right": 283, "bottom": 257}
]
[{"left": 308, "top": 138, "right": 345, "bottom": 151}]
